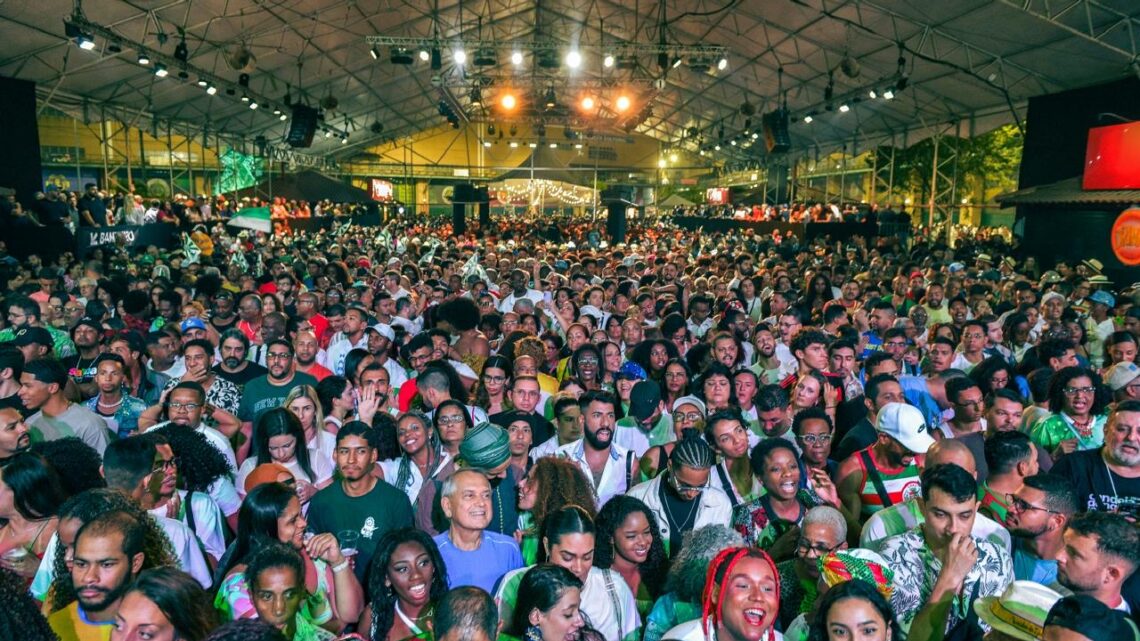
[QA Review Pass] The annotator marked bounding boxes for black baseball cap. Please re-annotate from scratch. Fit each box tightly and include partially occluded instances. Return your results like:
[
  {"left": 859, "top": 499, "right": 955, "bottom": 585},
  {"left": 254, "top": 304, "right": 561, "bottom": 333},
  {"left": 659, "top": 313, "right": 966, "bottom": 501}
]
[
  {"left": 1045, "top": 595, "right": 1140, "bottom": 641},
  {"left": 11, "top": 327, "right": 53, "bottom": 347}
]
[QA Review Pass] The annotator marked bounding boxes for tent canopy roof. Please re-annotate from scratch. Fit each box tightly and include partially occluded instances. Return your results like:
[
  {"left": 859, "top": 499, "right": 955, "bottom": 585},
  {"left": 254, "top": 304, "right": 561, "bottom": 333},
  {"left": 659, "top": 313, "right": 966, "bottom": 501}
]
[{"left": 228, "top": 170, "right": 372, "bottom": 202}]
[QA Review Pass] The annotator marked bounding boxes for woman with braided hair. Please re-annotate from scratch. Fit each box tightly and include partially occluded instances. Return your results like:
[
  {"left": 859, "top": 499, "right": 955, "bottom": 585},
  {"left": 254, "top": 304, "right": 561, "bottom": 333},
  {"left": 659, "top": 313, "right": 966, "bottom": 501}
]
[{"left": 662, "top": 545, "right": 783, "bottom": 641}]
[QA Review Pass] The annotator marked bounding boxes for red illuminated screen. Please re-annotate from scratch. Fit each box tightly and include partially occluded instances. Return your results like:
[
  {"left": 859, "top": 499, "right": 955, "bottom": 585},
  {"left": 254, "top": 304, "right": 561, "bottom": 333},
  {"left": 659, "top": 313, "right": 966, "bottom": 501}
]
[
  {"left": 1083, "top": 122, "right": 1140, "bottom": 190},
  {"left": 371, "top": 179, "right": 393, "bottom": 201},
  {"left": 706, "top": 188, "right": 730, "bottom": 205}
]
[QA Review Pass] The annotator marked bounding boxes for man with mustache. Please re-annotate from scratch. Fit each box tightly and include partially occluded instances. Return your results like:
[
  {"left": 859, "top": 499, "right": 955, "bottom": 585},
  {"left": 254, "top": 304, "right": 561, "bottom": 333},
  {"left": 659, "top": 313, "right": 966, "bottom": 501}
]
[
  {"left": 48, "top": 510, "right": 147, "bottom": 641},
  {"left": 1052, "top": 401, "right": 1140, "bottom": 516},
  {"left": 556, "top": 390, "right": 638, "bottom": 507},
  {"left": 211, "top": 328, "right": 266, "bottom": 389},
  {"left": 0, "top": 406, "right": 30, "bottom": 466},
  {"left": 307, "top": 421, "right": 413, "bottom": 583}
]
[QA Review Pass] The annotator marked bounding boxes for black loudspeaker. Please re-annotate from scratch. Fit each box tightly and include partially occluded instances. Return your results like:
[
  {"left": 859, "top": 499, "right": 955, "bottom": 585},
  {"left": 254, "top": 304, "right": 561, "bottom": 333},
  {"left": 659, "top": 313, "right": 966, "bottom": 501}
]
[
  {"left": 762, "top": 108, "right": 791, "bottom": 154},
  {"left": 452, "top": 202, "right": 466, "bottom": 235},
  {"left": 601, "top": 186, "right": 636, "bottom": 203},
  {"left": 606, "top": 201, "right": 627, "bottom": 244},
  {"left": 0, "top": 76, "right": 43, "bottom": 208},
  {"left": 473, "top": 186, "right": 489, "bottom": 203},
  {"left": 478, "top": 201, "right": 490, "bottom": 227},
  {"left": 452, "top": 183, "right": 475, "bottom": 203},
  {"left": 286, "top": 105, "right": 319, "bottom": 148}
]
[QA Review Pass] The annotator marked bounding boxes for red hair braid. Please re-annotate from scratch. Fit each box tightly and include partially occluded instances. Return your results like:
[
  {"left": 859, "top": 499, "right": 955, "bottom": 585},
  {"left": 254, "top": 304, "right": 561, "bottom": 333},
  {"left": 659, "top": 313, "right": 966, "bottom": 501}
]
[{"left": 699, "top": 546, "right": 781, "bottom": 641}]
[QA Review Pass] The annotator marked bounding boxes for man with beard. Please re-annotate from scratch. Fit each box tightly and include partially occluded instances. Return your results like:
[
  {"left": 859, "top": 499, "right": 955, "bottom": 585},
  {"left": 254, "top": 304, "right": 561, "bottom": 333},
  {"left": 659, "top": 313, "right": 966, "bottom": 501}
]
[
  {"left": 556, "top": 390, "right": 638, "bottom": 507},
  {"left": 100, "top": 436, "right": 216, "bottom": 582},
  {"left": 325, "top": 306, "right": 369, "bottom": 377},
  {"left": 749, "top": 323, "right": 782, "bottom": 387},
  {"left": 249, "top": 312, "right": 287, "bottom": 367},
  {"left": 293, "top": 330, "right": 331, "bottom": 381},
  {"left": 0, "top": 406, "right": 30, "bottom": 465},
  {"left": 364, "top": 322, "right": 407, "bottom": 392},
  {"left": 106, "top": 332, "right": 168, "bottom": 405},
  {"left": 1004, "top": 474, "right": 1078, "bottom": 591},
  {"left": 921, "top": 281, "right": 952, "bottom": 325},
  {"left": 307, "top": 421, "right": 413, "bottom": 583},
  {"left": 145, "top": 331, "right": 185, "bottom": 379},
  {"left": 211, "top": 329, "right": 267, "bottom": 389},
  {"left": 878, "top": 464, "right": 1014, "bottom": 639},
  {"left": 207, "top": 290, "right": 238, "bottom": 333},
  {"left": 0, "top": 345, "right": 27, "bottom": 415},
  {"left": 1056, "top": 511, "right": 1140, "bottom": 614},
  {"left": 1052, "top": 401, "right": 1140, "bottom": 516},
  {"left": 490, "top": 376, "right": 554, "bottom": 446},
  {"left": 238, "top": 339, "right": 317, "bottom": 433},
  {"left": 48, "top": 510, "right": 147, "bottom": 641},
  {"left": 64, "top": 317, "right": 103, "bottom": 399}
]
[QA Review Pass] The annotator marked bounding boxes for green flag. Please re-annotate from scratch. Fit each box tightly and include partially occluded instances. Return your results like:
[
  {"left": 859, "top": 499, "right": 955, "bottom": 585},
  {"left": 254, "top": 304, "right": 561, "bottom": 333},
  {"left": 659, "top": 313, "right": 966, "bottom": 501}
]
[{"left": 229, "top": 206, "right": 272, "bottom": 233}]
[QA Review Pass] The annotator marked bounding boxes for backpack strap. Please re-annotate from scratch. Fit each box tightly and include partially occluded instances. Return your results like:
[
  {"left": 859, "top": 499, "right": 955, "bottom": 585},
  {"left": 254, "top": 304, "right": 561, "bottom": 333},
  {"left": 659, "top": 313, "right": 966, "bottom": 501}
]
[{"left": 859, "top": 450, "right": 894, "bottom": 510}]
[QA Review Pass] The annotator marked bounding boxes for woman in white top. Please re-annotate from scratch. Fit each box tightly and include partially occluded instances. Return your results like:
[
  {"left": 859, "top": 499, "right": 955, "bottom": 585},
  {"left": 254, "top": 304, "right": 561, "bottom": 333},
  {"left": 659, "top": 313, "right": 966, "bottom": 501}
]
[
  {"left": 235, "top": 408, "right": 334, "bottom": 502},
  {"left": 284, "top": 385, "right": 337, "bottom": 465},
  {"left": 663, "top": 546, "right": 784, "bottom": 641}
]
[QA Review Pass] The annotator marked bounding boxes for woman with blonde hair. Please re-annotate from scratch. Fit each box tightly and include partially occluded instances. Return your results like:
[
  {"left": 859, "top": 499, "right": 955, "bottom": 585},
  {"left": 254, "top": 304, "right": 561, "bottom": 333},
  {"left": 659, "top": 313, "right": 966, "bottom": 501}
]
[{"left": 284, "top": 385, "right": 337, "bottom": 465}]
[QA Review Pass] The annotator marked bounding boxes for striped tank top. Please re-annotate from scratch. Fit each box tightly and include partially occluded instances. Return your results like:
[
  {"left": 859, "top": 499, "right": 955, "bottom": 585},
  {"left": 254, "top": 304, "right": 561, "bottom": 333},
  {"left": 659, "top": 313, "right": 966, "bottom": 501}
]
[{"left": 855, "top": 447, "right": 922, "bottom": 518}]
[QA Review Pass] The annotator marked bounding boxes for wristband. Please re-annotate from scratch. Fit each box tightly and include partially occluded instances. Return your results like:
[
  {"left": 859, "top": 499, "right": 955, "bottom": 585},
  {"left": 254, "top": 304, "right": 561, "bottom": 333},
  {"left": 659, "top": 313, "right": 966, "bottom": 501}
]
[{"left": 332, "top": 560, "right": 350, "bottom": 574}]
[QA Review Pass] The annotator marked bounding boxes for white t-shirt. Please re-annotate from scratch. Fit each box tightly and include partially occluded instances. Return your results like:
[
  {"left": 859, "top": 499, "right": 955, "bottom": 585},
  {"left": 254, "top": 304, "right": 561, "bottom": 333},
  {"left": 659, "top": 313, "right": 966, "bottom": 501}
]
[
  {"left": 235, "top": 453, "right": 335, "bottom": 497},
  {"left": 148, "top": 489, "right": 227, "bottom": 561}
]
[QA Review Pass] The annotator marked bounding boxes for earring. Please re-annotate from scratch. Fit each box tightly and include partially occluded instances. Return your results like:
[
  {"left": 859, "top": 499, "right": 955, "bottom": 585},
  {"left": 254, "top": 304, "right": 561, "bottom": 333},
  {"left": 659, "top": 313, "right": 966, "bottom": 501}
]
[{"left": 524, "top": 625, "right": 543, "bottom": 641}]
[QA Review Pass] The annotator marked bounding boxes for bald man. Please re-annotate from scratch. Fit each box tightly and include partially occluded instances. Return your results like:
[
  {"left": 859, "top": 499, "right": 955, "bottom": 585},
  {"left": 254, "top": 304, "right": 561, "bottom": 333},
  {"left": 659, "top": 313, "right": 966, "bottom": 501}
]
[{"left": 859, "top": 438, "right": 1012, "bottom": 554}]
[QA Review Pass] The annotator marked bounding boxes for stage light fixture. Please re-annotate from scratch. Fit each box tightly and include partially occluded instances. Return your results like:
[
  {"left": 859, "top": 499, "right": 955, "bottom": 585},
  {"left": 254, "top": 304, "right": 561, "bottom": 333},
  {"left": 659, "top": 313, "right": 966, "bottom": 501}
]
[
  {"left": 565, "top": 50, "right": 582, "bottom": 69},
  {"left": 580, "top": 96, "right": 596, "bottom": 111},
  {"left": 241, "top": 94, "right": 250, "bottom": 102},
  {"left": 730, "top": 139, "right": 737, "bottom": 146},
  {"left": 509, "top": 141, "right": 519, "bottom": 148},
  {"left": 325, "top": 130, "right": 333, "bottom": 138},
  {"left": 370, "top": 46, "right": 379, "bottom": 60},
  {"left": 883, "top": 89, "right": 895, "bottom": 100},
  {"left": 391, "top": 47, "right": 416, "bottom": 64},
  {"left": 671, "top": 56, "right": 682, "bottom": 69},
  {"left": 197, "top": 78, "right": 208, "bottom": 87},
  {"left": 77, "top": 34, "right": 95, "bottom": 50},
  {"left": 483, "top": 141, "right": 492, "bottom": 148},
  {"left": 550, "top": 142, "right": 557, "bottom": 148},
  {"left": 279, "top": 113, "right": 287, "bottom": 121},
  {"left": 717, "top": 56, "right": 728, "bottom": 71},
  {"left": 603, "top": 53, "right": 614, "bottom": 68},
  {"left": 658, "top": 158, "right": 667, "bottom": 168},
  {"left": 615, "top": 95, "right": 631, "bottom": 112},
  {"left": 574, "top": 143, "right": 583, "bottom": 149},
  {"left": 174, "top": 40, "right": 189, "bottom": 62},
  {"left": 249, "top": 101, "right": 258, "bottom": 110},
  {"left": 430, "top": 48, "right": 442, "bottom": 70},
  {"left": 838, "top": 103, "right": 850, "bottom": 112},
  {"left": 137, "top": 53, "right": 150, "bottom": 65},
  {"left": 206, "top": 85, "right": 217, "bottom": 95},
  {"left": 868, "top": 89, "right": 877, "bottom": 99},
  {"left": 341, "top": 135, "right": 348, "bottom": 144},
  {"left": 452, "top": 49, "right": 466, "bottom": 65},
  {"left": 670, "top": 152, "right": 678, "bottom": 162},
  {"left": 474, "top": 48, "right": 496, "bottom": 66},
  {"left": 419, "top": 49, "right": 430, "bottom": 62},
  {"left": 470, "top": 87, "right": 483, "bottom": 107},
  {"left": 529, "top": 142, "right": 538, "bottom": 148},
  {"left": 544, "top": 87, "right": 557, "bottom": 109},
  {"left": 273, "top": 107, "right": 282, "bottom": 115},
  {"left": 154, "top": 63, "right": 168, "bottom": 77},
  {"left": 107, "top": 44, "right": 121, "bottom": 53},
  {"left": 714, "top": 144, "right": 721, "bottom": 151},
  {"left": 499, "top": 92, "right": 517, "bottom": 111},
  {"left": 511, "top": 51, "right": 523, "bottom": 66}
]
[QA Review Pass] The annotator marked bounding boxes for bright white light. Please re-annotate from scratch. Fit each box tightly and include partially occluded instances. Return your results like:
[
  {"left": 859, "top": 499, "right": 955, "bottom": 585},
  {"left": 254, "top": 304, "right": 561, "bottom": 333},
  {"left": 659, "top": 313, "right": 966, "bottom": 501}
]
[
  {"left": 279, "top": 114, "right": 287, "bottom": 121},
  {"left": 669, "top": 153, "right": 678, "bottom": 162},
  {"left": 483, "top": 141, "right": 492, "bottom": 148},
  {"left": 249, "top": 101, "right": 258, "bottom": 110},
  {"left": 603, "top": 54, "right": 614, "bottom": 68},
  {"left": 869, "top": 89, "right": 877, "bottom": 99},
  {"left": 574, "top": 143, "right": 582, "bottom": 149},
  {"left": 730, "top": 139, "right": 737, "bottom": 146},
  {"left": 206, "top": 85, "right": 217, "bottom": 95},
  {"left": 717, "top": 57, "right": 728, "bottom": 71},
  {"left": 453, "top": 49, "right": 466, "bottom": 65},
  {"left": 511, "top": 51, "right": 523, "bottom": 66},
  {"left": 580, "top": 96, "right": 595, "bottom": 111},
  {"left": 883, "top": 89, "right": 895, "bottom": 100},
  {"left": 550, "top": 142, "right": 558, "bottom": 148},
  {"left": 529, "top": 142, "right": 538, "bottom": 148},
  {"left": 803, "top": 115, "right": 812, "bottom": 123},
  {"left": 658, "top": 158, "right": 667, "bottom": 168},
  {"left": 419, "top": 50, "right": 430, "bottom": 62},
  {"left": 78, "top": 37, "right": 95, "bottom": 50},
  {"left": 714, "top": 144, "right": 721, "bottom": 150},
  {"left": 154, "top": 64, "right": 168, "bottom": 77},
  {"left": 565, "top": 50, "right": 582, "bottom": 68},
  {"left": 509, "top": 141, "right": 519, "bottom": 148},
  {"left": 838, "top": 104, "right": 850, "bottom": 113},
  {"left": 138, "top": 53, "right": 150, "bottom": 65},
  {"left": 615, "top": 95, "right": 631, "bottom": 112}
]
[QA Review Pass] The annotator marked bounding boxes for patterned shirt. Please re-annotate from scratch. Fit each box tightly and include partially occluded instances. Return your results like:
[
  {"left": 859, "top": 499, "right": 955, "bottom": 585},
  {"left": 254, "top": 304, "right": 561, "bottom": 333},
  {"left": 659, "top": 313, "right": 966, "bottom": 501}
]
[
  {"left": 879, "top": 530, "right": 1013, "bottom": 637},
  {"left": 84, "top": 392, "right": 149, "bottom": 438},
  {"left": 1030, "top": 413, "right": 1107, "bottom": 454},
  {"left": 162, "top": 375, "right": 241, "bottom": 416},
  {"left": 852, "top": 447, "right": 923, "bottom": 519},
  {"left": 978, "top": 482, "right": 1011, "bottom": 527}
]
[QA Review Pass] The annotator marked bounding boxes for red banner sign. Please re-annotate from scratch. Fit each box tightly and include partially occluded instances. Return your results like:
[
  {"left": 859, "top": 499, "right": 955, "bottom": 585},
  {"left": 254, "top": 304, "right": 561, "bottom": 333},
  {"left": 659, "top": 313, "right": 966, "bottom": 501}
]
[{"left": 1112, "top": 206, "right": 1140, "bottom": 266}]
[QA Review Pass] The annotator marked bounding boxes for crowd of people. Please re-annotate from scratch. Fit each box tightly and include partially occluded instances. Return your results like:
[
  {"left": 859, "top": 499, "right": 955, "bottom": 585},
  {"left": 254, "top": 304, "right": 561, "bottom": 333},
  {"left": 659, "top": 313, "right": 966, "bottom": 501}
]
[{"left": 0, "top": 193, "right": 1137, "bottom": 641}]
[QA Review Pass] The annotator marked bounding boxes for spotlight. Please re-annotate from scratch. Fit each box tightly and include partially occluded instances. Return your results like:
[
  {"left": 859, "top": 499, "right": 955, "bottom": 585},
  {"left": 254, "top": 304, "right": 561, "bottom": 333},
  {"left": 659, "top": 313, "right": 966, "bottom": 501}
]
[
  {"left": 544, "top": 87, "right": 557, "bottom": 109},
  {"left": 670, "top": 152, "right": 678, "bottom": 162},
  {"left": 469, "top": 87, "right": 483, "bottom": 107},
  {"left": 896, "top": 76, "right": 909, "bottom": 91},
  {"left": 574, "top": 143, "right": 582, "bottom": 149},
  {"left": 483, "top": 141, "right": 492, "bottom": 148},
  {"left": 868, "top": 89, "right": 877, "bottom": 99},
  {"left": 206, "top": 85, "right": 217, "bottom": 95},
  {"left": 107, "top": 44, "right": 121, "bottom": 53},
  {"left": 77, "top": 34, "right": 95, "bottom": 50},
  {"left": 671, "top": 56, "right": 682, "bottom": 69},
  {"left": 249, "top": 101, "right": 258, "bottom": 110},
  {"left": 529, "top": 142, "right": 538, "bottom": 148},
  {"left": 197, "top": 78, "right": 208, "bottom": 87},
  {"left": 511, "top": 51, "right": 523, "bottom": 66},
  {"left": 509, "top": 141, "right": 519, "bottom": 148},
  {"left": 137, "top": 53, "right": 150, "bottom": 65},
  {"left": 326, "top": 130, "right": 333, "bottom": 138},
  {"left": 838, "top": 103, "right": 850, "bottom": 113},
  {"left": 549, "top": 142, "right": 557, "bottom": 148},
  {"left": 279, "top": 113, "right": 287, "bottom": 121},
  {"left": 499, "top": 92, "right": 517, "bottom": 111},
  {"left": 580, "top": 96, "right": 596, "bottom": 111},
  {"left": 370, "top": 46, "right": 379, "bottom": 60},
  {"left": 452, "top": 49, "right": 466, "bottom": 65},
  {"left": 615, "top": 95, "right": 631, "bottom": 112},
  {"left": 714, "top": 144, "right": 721, "bottom": 151},
  {"left": 341, "top": 135, "right": 348, "bottom": 144},
  {"left": 603, "top": 53, "right": 614, "bottom": 68},
  {"left": 241, "top": 94, "right": 250, "bottom": 102},
  {"left": 658, "top": 158, "right": 667, "bottom": 168},
  {"left": 273, "top": 107, "right": 282, "bottom": 115},
  {"left": 239, "top": 73, "right": 250, "bottom": 87},
  {"left": 430, "top": 48, "right": 442, "bottom": 70},
  {"left": 717, "top": 56, "right": 728, "bottom": 71},
  {"left": 419, "top": 49, "right": 430, "bottom": 62},
  {"left": 730, "top": 139, "right": 737, "bottom": 146},
  {"left": 883, "top": 89, "right": 895, "bottom": 100},
  {"left": 154, "top": 63, "right": 168, "bottom": 77},
  {"left": 565, "top": 50, "right": 582, "bottom": 69},
  {"left": 174, "top": 40, "right": 189, "bottom": 62},
  {"left": 474, "top": 48, "right": 496, "bottom": 66},
  {"left": 616, "top": 55, "right": 637, "bottom": 70}
]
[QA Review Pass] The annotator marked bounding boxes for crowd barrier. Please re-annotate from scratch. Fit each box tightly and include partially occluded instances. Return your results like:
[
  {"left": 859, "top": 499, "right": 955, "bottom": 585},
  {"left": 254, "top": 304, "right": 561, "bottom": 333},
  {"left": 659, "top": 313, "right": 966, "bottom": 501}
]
[{"left": 670, "top": 216, "right": 888, "bottom": 243}]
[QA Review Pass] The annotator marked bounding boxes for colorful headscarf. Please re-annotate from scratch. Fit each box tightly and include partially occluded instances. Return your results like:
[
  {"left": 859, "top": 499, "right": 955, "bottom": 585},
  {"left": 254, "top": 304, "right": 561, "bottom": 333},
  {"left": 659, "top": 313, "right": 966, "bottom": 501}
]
[{"left": 818, "top": 549, "right": 895, "bottom": 600}]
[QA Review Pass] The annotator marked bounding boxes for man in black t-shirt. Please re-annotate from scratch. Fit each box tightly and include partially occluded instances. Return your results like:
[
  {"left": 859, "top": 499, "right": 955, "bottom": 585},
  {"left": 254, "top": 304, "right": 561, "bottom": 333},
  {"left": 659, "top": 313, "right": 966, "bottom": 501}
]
[
  {"left": 212, "top": 329, "right": 267, "bottom": 390},
  {"left": 77, "top": 183, "right": 108, "bottom": 227},
  {"left": 1053, "top": 401, "right": 1140, "bottom": 517}
]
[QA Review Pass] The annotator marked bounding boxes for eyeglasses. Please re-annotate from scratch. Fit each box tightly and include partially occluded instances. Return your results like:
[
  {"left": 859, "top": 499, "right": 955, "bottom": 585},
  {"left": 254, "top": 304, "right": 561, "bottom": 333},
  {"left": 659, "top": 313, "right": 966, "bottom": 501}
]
[
  {"left": 168, "top": 402, "right": 201, "bottom": 411},
  {"left": 669, "top": 470, "right": 709, "bottom": 494},
  {"left": 437, "top": 414, "right": 466, "bottom": 425},
  {"left": 482, "top": 375, "right": 506, "bottom": 384},
  {"left": 152, "top": 457, "right": 180, "bottom": 473},
  {"left": 672, "top": 411, "right": 703, "bottom": 422},
  {"left": 955, "top": 398, "right": 985, "bottom": 408},
  {"left": 797, "top": 433, "right": 833, "bottom": 445},
  {"left": 1063, "top": 386, "right": 1095, "bottom": 396},
  {"left": 267, "top": 352, "right": 293, "bottom": 361},
  {"left": 884, "top": 341, "right": 908, "bottom": 348},
  {"left": 796, "top": 538, "right": 841, "bottom": 557},
  {"left": 1007, "top": 494, "right": 1059, "bottom": 514},
  {"left": 577, "top": 357, "right": 599, "bottom": 366}
]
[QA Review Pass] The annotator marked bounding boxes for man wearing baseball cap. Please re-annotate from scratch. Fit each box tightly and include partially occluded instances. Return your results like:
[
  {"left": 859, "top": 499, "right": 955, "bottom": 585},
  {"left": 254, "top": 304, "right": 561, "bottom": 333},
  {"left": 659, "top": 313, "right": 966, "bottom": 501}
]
[
  {"left": 179, "top": 317, "right": 209, "bottom": 344},
  {"left": 11, "top": 326, "right": 55, "bottom": 364},
  {"left": 64, "top": 317, "right": 103, "bottom": 398},
  {"left": 837, "top": 402, "right": 933, "bottom": 520},
  {"left": 614, "top": 380, "right": 673, "bottom": 456},
  {"left": 1045, "top": 594, "right": 1140, "bottom": 641},
  {"left": 1105, "top": 362, "right": 1140, "bottom": 405}
]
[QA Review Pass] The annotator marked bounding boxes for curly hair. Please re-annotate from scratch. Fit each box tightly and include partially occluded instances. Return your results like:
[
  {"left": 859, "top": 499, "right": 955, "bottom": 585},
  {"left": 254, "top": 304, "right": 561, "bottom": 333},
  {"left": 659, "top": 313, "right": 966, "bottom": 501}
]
[
  {"left": 527, "top": 457, "right": 598, "bottom": 535},
  {"left": 203, "top": 618, "right": 288, "bottom": 641},
  {"left": 365, "top": 528, "right": 450, "bottom": 641},
  {"left": 30, "top": 437, "right": 106, "bottom": 497},
  {"left": 664, "top": 525, "right": 745, "bottom": 602},
  {"left": 1047, "top": 366, "right": 1109, "bottom": 415},
  {"left": 51, "top": 488, "right": 179, "bottom": 613},
  {"left": 593, "top": 495, "right": 668, "bottom": 599},
  {"left": 0, "top": 566, "right": 56, "bottom": 641},
  {"left": 513, "top": 335, "right": 548, "bottom": 364},
  {"left": 437, "top": 297, "right": 481, "bottom": 332},
  {"left": 150, "top": 422, "right": 233, "bottom": 492}
]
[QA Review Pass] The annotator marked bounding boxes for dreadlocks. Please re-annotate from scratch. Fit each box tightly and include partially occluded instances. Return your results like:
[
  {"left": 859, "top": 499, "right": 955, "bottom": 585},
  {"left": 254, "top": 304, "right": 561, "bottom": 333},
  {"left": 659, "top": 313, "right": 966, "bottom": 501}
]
[{"left": 700, "top": 546, "right": 781, "bottom": 641}]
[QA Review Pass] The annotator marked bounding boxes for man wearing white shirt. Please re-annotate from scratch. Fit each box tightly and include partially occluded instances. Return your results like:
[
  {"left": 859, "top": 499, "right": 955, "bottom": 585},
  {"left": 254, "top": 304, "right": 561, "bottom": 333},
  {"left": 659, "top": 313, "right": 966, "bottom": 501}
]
[
  {"left": 366, "top": 323, "right": 409, "bottom": 391},
  {"left": 555, "top": 390, "right": 637, "bottom": 507},
  {"left": 498, "top": 269, "right": 544, "bottom": 313},
  {"left": 325, "top": 306, "right": 369, "bottom": 377},
  {"left": 531, "top": 395, "right": 583, "bottom": 460}
]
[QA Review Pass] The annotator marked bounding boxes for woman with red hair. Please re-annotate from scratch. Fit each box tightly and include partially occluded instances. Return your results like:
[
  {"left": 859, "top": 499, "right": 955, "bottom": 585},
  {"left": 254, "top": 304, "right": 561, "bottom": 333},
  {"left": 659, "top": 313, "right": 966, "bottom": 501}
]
[{"left": 662, "top": 546, "right": 783, "bottom": 641}]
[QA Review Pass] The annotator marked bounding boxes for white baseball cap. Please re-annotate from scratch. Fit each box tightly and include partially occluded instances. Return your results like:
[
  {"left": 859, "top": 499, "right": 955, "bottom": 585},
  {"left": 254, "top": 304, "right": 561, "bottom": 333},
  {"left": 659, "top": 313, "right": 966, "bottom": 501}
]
[
  {"left": 366, "top": 323, "right": 395, "bottom": 341},
  {"left": 1104, "top": 362, "right": 1140, "bottom": 392},
  {"left": 875, "top": 402, "right": 935, "bottom": 454}
]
